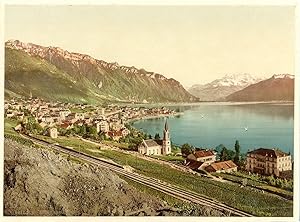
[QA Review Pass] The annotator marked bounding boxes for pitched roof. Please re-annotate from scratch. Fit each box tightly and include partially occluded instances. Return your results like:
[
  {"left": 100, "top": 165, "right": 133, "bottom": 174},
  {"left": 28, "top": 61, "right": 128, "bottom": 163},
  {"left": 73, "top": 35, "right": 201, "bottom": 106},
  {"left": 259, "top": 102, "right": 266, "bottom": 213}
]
[
  {"left": 185, "top": 159, "right": 204, "bottom": 170},
  {"left": 248, "top": 148, "right": 289, "bottom": 158},
  {"left": 207, "top": 160, "right": 237, "bottom": 172},
  {"left": 143, "top": 139, "right": 160, "bottom": 148},
  {"left": 194, "top": 150, "right": 215, "bottom": 158},
  {"left": 60, "top": 122, "right": 72, "bottom": 129},
  {"left": 108, "top": 131, "right": 123, "bottom": 137}
]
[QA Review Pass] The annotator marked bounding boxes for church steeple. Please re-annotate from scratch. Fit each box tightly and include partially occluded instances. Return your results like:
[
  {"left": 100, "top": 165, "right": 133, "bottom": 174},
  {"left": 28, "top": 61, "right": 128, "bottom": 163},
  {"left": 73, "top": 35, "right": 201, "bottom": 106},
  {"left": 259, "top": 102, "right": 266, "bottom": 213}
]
[
  {"left": 162, "top": 118, "right": 171, "bottom": 155},
  {"left": 164, "top": 119, "right": 169, "bottom": 131}
]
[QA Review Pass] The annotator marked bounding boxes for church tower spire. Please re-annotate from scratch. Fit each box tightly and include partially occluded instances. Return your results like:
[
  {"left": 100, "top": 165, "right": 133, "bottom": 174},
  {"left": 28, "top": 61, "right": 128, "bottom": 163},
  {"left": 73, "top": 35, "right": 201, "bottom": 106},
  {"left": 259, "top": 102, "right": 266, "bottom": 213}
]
[{"left": 162, "top": 119, "right": 171, "bottom": 155}]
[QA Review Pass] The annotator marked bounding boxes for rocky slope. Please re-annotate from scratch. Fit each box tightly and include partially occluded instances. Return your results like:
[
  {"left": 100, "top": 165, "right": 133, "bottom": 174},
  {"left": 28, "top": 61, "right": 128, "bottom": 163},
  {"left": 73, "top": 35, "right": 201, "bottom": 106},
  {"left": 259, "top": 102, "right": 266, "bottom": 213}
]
[
  {"left": 188, "top": 74, "right": 264, "bottom": 101},
  {"left": 226, "top": 74, "right": 294, "bottom": 102},
  {"left": 4, "top": 138, "right": 222, "bottom": 216},
  {"left": 5, "top": 40, "right": 197, "bottom": 104}
]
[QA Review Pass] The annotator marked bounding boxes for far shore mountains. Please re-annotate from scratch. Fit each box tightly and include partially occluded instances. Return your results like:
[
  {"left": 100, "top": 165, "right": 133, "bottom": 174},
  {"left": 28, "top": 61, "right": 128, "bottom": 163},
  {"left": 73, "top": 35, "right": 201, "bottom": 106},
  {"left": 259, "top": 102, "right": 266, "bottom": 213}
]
[
  {"left": 188, "top": 73, "right": 294, "bottom": 102},
  {"left": 5, "top": 40, "right": 294, "bottom": 104},
  {"left": 5, "top": 40, "right": 197, "bottom": 104}
]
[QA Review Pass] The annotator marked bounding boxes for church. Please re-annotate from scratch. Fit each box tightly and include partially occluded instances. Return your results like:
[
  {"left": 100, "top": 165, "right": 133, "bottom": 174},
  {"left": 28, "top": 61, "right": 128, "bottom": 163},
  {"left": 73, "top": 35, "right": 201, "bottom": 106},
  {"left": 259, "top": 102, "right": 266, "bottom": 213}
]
[{"left": 138, "top": 119, "right": 171, "bottom": 155}]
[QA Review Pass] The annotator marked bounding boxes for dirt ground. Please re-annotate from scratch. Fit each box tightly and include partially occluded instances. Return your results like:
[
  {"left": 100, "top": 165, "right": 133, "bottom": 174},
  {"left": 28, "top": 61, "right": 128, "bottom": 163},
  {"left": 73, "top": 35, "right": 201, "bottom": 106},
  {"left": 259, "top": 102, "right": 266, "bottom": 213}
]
[{"left": 4, "top": 139, "right": 223, "bottom": 216}]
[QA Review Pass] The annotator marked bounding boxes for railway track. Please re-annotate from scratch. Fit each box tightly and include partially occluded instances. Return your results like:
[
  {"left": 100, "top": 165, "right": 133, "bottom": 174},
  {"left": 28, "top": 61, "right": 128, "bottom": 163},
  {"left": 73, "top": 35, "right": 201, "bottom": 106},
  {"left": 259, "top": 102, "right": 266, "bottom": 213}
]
[{"left": 22, "top": 133, "right": 254, "bottom": 217}]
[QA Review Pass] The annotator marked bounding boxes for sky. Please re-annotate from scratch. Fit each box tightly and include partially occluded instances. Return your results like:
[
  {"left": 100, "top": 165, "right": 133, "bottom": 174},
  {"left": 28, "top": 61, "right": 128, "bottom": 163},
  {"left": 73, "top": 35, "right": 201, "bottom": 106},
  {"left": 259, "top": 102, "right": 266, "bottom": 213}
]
[{"left": 5, "top": 5, "right": 295, "bottom": 87}]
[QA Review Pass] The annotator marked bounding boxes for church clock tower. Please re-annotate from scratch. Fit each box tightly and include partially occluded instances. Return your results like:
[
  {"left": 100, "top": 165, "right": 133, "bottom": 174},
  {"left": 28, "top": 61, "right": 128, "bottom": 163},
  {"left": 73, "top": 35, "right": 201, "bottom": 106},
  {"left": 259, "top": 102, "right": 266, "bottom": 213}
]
[{"left": 162, "top": 119, "right": 171, "bottom": 155}]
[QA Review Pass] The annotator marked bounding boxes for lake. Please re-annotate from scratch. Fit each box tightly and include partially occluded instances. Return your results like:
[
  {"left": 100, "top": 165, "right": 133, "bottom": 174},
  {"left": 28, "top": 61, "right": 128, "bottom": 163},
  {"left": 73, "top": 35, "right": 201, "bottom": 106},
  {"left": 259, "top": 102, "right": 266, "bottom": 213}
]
[{"left": 131, "top": 103, "right": 294, "bottom": 155}]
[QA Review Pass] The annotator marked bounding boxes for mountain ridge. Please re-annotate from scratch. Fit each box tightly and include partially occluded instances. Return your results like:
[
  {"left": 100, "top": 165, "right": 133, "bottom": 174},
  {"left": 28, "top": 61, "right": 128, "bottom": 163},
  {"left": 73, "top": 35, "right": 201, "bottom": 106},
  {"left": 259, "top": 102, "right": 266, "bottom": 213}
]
[
  {"left": 226, "top": 74, "right": 294, "bottom": 102},
  {"left": 5, "top": 40, "right": 197, "bottom": 104},
  {"left": 188, "top": 73, "right": 265, "bottom": 101}
]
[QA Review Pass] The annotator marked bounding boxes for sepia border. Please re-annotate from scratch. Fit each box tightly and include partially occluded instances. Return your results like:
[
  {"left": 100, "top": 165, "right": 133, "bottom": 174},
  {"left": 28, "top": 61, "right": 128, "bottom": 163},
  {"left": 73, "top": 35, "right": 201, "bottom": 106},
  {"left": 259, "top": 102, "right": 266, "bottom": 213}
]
[{"left": 0, "top": 0, "right": 299, "bottom": 222}]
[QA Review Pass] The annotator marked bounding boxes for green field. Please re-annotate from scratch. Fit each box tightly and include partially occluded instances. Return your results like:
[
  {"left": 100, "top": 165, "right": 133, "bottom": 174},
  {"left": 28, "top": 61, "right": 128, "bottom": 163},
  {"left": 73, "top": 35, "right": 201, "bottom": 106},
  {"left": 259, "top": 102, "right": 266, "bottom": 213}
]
[
  {"left": 152, "top": 155, "right": 184, "bottom": 162},
  {"left": 213, "top": 172, "right": 293, "bottom": 199},
  {"left": 30, "top": 134, "right": 292, "bottom": 217}
]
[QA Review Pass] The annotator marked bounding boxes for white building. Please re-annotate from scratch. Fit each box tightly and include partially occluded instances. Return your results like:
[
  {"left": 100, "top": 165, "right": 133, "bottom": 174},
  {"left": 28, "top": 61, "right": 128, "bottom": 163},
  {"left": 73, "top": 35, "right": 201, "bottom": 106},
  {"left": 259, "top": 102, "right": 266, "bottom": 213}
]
[{"left": 138, "top": 120, "right": 172, "bottom": 156}]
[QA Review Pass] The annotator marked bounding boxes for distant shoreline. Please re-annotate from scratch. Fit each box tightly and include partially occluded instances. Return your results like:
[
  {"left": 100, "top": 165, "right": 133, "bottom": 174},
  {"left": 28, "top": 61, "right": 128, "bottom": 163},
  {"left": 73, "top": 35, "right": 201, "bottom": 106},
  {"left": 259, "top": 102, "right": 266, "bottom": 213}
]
[
  {"left": 126, "top": 112, "right": 183, "bottom": 124},
  {"left": 125, "top": 101, "right": 294, "bottom": 107}
]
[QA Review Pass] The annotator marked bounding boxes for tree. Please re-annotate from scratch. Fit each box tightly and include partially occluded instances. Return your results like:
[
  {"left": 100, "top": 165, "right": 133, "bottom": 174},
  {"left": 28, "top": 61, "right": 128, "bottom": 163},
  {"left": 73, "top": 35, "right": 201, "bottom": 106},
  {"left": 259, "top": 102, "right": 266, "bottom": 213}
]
[
  {"left": 215, "top": 144, "right": 226, "bottom": 160},
  {"left": 148, "top": 134, "right": 152, "bottom": 139},
  {"left": 234, "top": 140, "right": 241, "bottom": 164},
  {"left": 220, "top": 146, "right": 235, "bottom": 161},
  {"left": 87, "top": 126, "right": 98, "bottom": 139},
  {"left": 154, "top": 133, "right": 160, "bottom": 140},
  {"left": 181, "top": 143, "right": 194, "bottom": 157},
  {"left": 24, "top": 116, "right": 43, "bottom": 134},
  {"left": 220, "top": 147, "right": 228, "bottom": 161},
  {"left": 79, "top": 125, "right": 87, "bottom": 136},
  {"left": 99, "top": 132, "right": 107, "bottom": 141},
  {"left": 87, "top": 126, "right": 97, "bottom": 135}
]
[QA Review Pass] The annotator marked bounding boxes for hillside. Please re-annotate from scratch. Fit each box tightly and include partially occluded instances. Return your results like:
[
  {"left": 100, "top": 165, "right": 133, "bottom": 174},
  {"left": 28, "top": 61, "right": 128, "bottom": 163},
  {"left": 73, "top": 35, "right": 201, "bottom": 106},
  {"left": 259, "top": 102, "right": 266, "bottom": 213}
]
[
  {"left": 226, "top": 74, "right": 294, "bottom": 102},
  {"left": 4, "top": 138, "right": 223, "bottom": 216},
  {"left": 5, "top": 40, "right": 197, "bottom": 104},
  {"left": 188, "top": 74, "right": 264, "bottom": 101}
]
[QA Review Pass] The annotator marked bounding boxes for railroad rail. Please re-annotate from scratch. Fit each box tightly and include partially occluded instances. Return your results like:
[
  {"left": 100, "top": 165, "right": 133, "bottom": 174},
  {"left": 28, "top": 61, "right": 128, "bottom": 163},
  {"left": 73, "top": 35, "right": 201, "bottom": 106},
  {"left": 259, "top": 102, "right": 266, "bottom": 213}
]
[{"left": 22, "top": 133, "right": 254, "bottom": 217}]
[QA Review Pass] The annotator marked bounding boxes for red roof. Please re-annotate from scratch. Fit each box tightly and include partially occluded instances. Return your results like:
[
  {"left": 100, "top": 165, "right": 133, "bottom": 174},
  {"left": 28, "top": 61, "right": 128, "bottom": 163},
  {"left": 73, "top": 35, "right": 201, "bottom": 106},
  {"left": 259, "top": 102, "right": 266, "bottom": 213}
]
[
  {"left": 108, "top": 131, "right": 122, "bottom": 137},
  {"left": 206, "top": 160, "right": 237, "bottom": 172},
  {"left": 60, "top": 122, "right": 72, "bottom": 129},
  {"left": 194, "top": 150, "right": 215, "bottom": 158}
]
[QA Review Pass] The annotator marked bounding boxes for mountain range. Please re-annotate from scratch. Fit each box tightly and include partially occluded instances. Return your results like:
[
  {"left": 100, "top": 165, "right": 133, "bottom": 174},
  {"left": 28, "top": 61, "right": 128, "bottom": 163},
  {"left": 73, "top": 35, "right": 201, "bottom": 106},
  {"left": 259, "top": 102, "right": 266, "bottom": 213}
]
[
  {"left": 188, "top": 74, "right": 265, "bottom": 101},
  {"left": 226, "top": 74, "right": 294, "bottom": 102},
  {"left": 5, "top": 40, "right": 197, "bottom": 104},
  {"left": 5, "top": 40, "right": 294, "bottom": 104}
]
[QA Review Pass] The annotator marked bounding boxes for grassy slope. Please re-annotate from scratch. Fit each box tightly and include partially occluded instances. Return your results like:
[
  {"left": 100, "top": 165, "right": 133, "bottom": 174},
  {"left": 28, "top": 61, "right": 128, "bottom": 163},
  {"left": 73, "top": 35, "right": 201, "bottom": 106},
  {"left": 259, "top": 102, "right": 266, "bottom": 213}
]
[
  {"left": 5, "top": 48, "right": 196, "bottom": 103},
  {"left": 214, "top": 173, "right": 293, "bottom": 199},
  {"left": 5, "top": 49, "right": 101, "bottom": 104},
  {"left": 32, "top": 134, "right": 293, "bottom": 217}
]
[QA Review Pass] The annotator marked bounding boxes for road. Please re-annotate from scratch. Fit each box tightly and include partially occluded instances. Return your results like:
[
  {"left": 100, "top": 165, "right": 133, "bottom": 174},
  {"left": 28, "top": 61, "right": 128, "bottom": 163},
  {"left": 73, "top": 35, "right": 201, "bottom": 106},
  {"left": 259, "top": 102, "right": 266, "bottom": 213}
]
[{"left": 22, "top": 133, "right": 254, "bottom": 217}]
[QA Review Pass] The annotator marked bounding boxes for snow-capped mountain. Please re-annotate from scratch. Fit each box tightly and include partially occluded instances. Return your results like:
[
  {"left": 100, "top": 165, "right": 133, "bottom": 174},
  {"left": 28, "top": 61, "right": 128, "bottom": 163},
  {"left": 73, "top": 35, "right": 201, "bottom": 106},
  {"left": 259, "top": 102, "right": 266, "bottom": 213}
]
[
  {"left": 273, "top": 74, "right": 294, "bottom": 79},
  {"left": 226, "top": 74, "right": 294, "bottom": 102},
  {"left": 188, "top": 74, "right": 265, "bottom": 101},
  {"left": 210, "top": 74, "right": 265, "bottom": 87}
]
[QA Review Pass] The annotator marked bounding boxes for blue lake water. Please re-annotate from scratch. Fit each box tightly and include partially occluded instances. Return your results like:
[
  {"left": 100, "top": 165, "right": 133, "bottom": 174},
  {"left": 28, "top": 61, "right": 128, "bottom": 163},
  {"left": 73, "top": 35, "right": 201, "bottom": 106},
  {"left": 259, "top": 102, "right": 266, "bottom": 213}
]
[{"left": 131, "top": 103, "right": 294, "bottom": 155}]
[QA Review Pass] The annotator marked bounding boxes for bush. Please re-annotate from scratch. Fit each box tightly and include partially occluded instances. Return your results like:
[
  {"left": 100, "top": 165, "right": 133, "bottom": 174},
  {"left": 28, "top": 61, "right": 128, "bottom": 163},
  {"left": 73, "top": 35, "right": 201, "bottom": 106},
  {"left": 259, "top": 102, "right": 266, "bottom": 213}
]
[{"left": 4, "top": 133, "right": 34, "bottom": 147}]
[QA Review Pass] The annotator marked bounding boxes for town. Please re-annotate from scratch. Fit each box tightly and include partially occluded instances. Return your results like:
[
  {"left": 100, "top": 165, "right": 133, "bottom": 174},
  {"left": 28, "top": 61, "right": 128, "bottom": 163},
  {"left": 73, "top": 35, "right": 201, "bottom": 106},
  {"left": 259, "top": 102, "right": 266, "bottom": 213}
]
[
  {"left": 4, "top": 96, "right": 294, "bottom": 217},
  {"left": 5, "top": 96, "right": 293, "bottom": 180},
  {"left": 5, "top": 96, "right": 177, "bottom": 141}
]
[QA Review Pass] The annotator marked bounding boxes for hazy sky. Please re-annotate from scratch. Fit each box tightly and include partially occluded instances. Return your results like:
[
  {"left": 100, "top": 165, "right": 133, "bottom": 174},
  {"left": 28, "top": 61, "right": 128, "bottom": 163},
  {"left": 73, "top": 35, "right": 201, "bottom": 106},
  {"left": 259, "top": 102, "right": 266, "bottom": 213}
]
[{"left": 5, "top": 5, "right": 295, "bottom": 87}]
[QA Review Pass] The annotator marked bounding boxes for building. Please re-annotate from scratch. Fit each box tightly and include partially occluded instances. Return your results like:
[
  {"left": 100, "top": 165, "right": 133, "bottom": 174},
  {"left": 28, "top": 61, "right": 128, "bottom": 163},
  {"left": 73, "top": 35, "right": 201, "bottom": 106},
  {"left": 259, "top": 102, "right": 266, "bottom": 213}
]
[
  {"left": 121, "top": 128, "right": 130, "bottom": 137},
  {"left": 96, "top": 120, "right": 109, "bottom": 133},
  {"left": 106, "top": 130, "right": 123, "bottom": 141},
  {"left": 14, "top": 124, "right": 23, "bottom": 132},
  {"left": 59, "top": 109, "right": 71, "bottom": 120},
  {"left": 139, "top": 139, "right": 162, "bottom": 155},
  {"left": 138, "top": 119, "right": 172, "bottom": 155},
  {"left": 185, "top": 159, "right": 205, "bottom": 171},
  {"left": 185, "top": 150, "right": 217, "bottom": 170},
  {"left": 48, "top": 127, "right": 58, "bottom": 138},
  {"left": 186, "top": 150, "right": 217, "bottom": 164},
  {"left": 246, "top": 148, "right": 292, "bottom": 177},
  {"left": 205, "top": 160, "right": 238, "bottom": 173}
]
